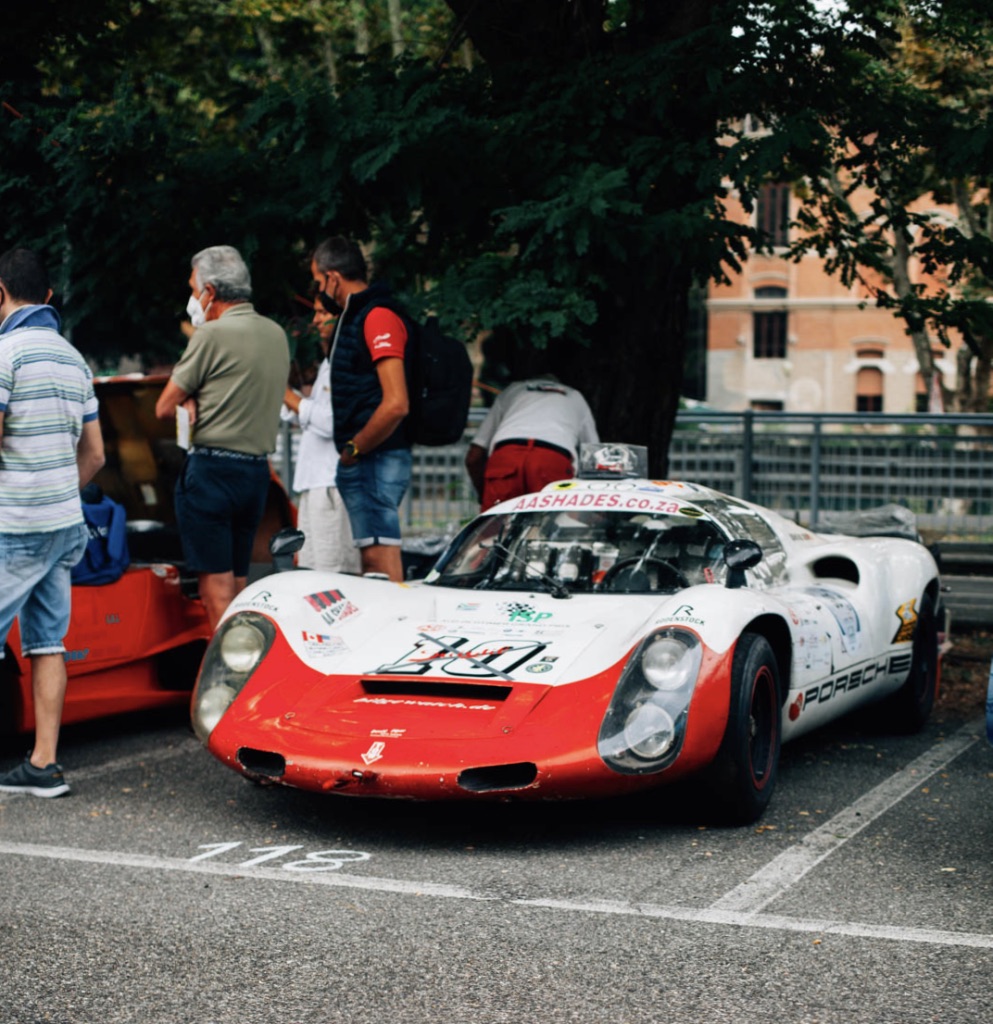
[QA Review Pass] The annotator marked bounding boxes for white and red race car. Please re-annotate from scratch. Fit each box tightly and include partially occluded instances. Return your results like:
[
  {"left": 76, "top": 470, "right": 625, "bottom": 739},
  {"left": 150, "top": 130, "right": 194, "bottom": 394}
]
[{"left": 192, "top": 445, "right": 941, "bottom": 823}]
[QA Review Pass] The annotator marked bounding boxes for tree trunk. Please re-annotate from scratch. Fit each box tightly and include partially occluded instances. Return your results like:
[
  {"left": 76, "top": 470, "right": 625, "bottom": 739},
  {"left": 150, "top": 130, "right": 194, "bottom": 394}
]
[
  {"left": 954, "top": 346, "right": 973, "bottom": 412},
  {"left": 311, "top": 0, "right": 339, "bottom": 89},
  {"left": 442, "top": 0, "right": 609, "bottom": 65},
  {"left": 443, "top": 0, "right": 717, "bottom": 476},
  {"left": 952, "top": 177, "right": 993, "bottom": 412},
  {"left": 970, "top": 338, "right": 993, "bottom": 413},
  {"left": 352, "top": 0, "right": 371, "bottom": 55},
  {"left": 889, "top": 212, "right": 936, "bottom": 396},
  {"left": 570, "top": 262, "right": 691, "bottom": 478},
  {"left": 387, "top": 0, "right": 404, "bottom": 57},
  {"left": 255, "top": 23, "right": 280, "bottom": 79}
]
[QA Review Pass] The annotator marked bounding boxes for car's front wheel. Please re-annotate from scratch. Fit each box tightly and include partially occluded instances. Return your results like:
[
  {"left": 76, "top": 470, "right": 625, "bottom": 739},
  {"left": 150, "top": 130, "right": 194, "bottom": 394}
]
[{"left": 702, "top": 632, "right": 781, "bottom": 825}]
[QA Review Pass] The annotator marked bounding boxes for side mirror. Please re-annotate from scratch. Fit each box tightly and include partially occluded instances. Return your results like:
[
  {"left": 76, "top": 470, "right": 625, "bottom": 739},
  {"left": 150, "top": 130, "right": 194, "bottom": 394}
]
[
  {"left": 724, "top": 539, "right": 762, "bottom": 589},
  {"left": 269, "top": 527, "right": 305, "bottom": 572}
]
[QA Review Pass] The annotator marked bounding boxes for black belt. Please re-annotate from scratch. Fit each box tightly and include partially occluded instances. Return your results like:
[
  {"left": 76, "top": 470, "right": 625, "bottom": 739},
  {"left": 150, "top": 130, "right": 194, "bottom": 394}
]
[
  {"left": 189, "top": 446, "right": 269, "bottom": 463},
  {"left": 493, "top": 437, "right": 572, "bottom": 460}
]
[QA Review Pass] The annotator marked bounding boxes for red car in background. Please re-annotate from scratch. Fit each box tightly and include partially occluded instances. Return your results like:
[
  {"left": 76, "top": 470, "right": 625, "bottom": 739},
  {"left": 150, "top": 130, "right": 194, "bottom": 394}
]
[{"left": 1, "top": 375, "right": 294, "bottom": 737}]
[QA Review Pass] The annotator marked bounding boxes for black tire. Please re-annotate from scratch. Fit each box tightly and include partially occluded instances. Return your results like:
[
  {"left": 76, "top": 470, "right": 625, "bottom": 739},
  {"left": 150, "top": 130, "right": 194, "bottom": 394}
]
[
  {"left": 703, "top": 633, "right": 781, "bottom": 825},
  {"left": 880, "top": 592, "right": 938, "bottom": 733}
]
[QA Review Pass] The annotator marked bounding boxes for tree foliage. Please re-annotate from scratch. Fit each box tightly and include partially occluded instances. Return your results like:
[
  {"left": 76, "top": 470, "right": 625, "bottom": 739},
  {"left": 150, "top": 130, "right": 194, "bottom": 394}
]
[
  {"left": 3, "top": 0, "right": 993, "bottom": 466},
  {"left": 788, "top": 0, "right": 993, "bottom": 411}
]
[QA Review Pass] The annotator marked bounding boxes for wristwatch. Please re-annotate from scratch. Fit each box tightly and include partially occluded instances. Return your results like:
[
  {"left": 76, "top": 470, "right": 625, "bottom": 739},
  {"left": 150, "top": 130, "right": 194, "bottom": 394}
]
[{"left": 343, "top": 439, "right": 361, "bottom": 459}]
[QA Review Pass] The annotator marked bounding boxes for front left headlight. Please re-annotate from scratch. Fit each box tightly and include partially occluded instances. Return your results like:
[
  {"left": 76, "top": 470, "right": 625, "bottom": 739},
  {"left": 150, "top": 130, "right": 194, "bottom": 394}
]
[
  {"left": 598, "top": 629, "right": 702, "bottom": 774},
  {"left": 192, "top": 612, "right": 276, "bottom": 744}
]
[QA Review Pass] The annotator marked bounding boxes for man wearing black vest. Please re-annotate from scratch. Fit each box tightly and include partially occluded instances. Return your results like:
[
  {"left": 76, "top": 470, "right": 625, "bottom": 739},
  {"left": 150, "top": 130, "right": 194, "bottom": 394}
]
[{"left": 310, "top": 237, "right": 411, "bottom": 582}]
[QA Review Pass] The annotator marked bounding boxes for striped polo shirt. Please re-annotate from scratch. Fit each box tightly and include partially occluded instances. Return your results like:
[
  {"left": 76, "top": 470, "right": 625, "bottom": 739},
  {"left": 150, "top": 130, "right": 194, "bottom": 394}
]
[{"left": 0, "top": 307, "right": 99, "bottom": 533}]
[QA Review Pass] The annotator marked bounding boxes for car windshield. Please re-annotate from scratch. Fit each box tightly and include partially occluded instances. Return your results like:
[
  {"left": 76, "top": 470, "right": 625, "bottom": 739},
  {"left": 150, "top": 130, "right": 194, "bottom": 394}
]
[{"left": 428, "top": 509, "right": 730, "bottom": 594}]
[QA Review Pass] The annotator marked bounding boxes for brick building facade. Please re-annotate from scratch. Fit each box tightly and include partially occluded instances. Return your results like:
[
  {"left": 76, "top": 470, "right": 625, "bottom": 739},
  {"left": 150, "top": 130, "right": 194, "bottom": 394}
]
[{"left": 705, "top": 183, "right": 960, "bottom": 413}]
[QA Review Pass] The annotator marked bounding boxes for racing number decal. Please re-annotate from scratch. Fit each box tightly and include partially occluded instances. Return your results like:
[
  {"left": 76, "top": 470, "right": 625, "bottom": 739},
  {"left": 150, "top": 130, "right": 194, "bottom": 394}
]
[{"left": 376, "top": 635, "right": 548, "bottom": 678}]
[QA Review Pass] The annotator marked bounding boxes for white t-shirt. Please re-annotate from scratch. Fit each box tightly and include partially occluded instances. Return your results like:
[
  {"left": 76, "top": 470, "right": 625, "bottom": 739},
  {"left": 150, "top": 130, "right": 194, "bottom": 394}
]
[
  {"left": 471, "top": 377, "right": 598, "bottom": 461},
  {"left": 281, "top": 358, "right": 341, "bottom": 493}
]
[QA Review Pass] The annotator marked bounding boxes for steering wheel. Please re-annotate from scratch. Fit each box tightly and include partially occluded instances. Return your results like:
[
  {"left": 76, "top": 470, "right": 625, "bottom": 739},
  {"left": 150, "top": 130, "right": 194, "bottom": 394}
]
[{"left": 598, "top": 556, "right": 690, "bottom": 593}]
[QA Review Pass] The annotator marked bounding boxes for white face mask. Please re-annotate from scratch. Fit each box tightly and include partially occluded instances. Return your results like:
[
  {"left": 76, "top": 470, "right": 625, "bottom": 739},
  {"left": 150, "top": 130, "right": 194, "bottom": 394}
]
[{"left": 186, "top": 291, "right": 210, "bottom": 328}]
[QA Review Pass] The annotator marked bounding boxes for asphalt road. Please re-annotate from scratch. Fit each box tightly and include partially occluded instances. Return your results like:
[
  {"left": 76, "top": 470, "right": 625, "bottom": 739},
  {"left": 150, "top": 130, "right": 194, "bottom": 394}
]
[{"left": 1, "top": 699, "right": 991, "bottom": 1024}]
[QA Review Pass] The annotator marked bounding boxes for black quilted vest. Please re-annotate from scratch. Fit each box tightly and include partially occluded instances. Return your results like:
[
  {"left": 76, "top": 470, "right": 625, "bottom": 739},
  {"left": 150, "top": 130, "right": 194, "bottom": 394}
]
[{"left": 330, "top": 281, "right": 411, "bottom": 452}]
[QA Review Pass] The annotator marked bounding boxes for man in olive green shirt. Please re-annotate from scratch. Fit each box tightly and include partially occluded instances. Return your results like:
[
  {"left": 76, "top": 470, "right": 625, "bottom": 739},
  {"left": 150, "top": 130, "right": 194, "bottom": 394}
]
[{"left": 156, "top": 245, "right": 290, "bottom": 627}]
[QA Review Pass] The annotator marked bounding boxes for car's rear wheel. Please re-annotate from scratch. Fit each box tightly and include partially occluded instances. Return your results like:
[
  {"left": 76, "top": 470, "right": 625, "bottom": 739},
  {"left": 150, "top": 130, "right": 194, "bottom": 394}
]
[
  {"left": 880, "top": 592, "right": 938, "bottom": 733},
  {"left": 703, "top": 632, "right": 781, "bottom": 825}
]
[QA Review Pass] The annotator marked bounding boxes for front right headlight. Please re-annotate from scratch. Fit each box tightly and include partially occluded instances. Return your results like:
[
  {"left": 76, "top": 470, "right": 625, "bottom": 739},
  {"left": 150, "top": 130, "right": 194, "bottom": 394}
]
[
  {"left": 598, "top": 628, "right": 702, "bottom": 774},
  {"left": 192, "top": 612, "right": 276, "bottom": 744}
]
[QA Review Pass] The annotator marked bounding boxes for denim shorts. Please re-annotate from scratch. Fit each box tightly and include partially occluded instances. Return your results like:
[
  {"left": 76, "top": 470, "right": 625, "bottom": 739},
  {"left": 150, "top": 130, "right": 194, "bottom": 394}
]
[
  {"left": 175, "top": 451, "right": 271, "bottom": 576},
  {"left": 335, "top": 447, "right": 412, "bottom": 547},
  {"left": 0, "top": 523, "right": 88, "bottom": 657}
]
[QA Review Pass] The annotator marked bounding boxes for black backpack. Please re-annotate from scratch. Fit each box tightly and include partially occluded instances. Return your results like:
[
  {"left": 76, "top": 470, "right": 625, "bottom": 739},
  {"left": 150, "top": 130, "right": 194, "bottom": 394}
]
[{"left": 403, "top": 315, "right": 474, "bottom": 446}]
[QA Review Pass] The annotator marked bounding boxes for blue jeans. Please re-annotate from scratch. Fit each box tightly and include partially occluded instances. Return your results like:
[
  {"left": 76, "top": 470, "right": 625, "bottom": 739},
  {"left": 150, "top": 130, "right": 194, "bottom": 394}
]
[
  {"left": 0, "top": 523, "right": 88, "bottom": 657},
  {"left": 336, "top": 448, "right": 412, "bottom": 546}
]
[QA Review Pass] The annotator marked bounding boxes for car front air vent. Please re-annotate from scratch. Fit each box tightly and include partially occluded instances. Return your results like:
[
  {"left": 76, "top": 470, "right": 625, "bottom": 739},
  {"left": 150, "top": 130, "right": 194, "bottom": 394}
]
[
  {"left": 457, "top": 762, "right": 539, "bottom": 792},
  {"left": 361, "top": 680, "right": 512, "bottom": 701},
  {"left": 237, "top": 748, "right": 286, "bottom": 778}
]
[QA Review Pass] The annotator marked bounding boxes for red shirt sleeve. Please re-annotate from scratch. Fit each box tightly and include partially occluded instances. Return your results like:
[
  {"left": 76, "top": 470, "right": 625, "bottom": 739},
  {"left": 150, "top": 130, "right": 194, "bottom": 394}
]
[{"left": 363, "top": 307, "right": 408, "bottom": 362}]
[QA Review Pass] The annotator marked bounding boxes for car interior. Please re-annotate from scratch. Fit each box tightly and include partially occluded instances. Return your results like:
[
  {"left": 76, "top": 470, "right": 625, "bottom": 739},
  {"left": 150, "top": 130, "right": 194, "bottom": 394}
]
[{"left": 433, "top": 510, "right": 729, "bottom": 594}]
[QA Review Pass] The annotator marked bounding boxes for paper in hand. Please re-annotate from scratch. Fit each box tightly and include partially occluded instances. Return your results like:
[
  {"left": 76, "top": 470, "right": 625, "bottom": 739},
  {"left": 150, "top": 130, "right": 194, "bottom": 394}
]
[{"left": 176, "top": 405, "right": 191, "bottom": 450}]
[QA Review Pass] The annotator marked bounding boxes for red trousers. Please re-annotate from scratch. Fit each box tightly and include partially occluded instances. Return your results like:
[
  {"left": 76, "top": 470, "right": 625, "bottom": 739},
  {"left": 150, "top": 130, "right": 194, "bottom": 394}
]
[{"left": 481, "top": 442, "right": 573, "bottom": 510}]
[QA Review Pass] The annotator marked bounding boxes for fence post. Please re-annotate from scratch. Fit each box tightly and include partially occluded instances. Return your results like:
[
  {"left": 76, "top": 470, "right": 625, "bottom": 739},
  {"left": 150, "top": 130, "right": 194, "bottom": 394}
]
[
  {"left": 810, "top": 418, "right": 822, "bottom": 527},
  {"left": 741, "top": 410, "right": 754, "bottom": 502}
]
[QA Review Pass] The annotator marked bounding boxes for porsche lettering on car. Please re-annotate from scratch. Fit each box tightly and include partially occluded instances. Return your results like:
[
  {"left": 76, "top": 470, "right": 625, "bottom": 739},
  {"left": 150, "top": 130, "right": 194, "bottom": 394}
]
[{"left": 192, "top": 444, "right": 941, "bottom": 823}]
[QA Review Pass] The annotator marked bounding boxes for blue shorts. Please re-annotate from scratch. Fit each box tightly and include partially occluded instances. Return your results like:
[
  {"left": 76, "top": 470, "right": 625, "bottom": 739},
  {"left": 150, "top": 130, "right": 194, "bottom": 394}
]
[
  {"left": 335, "top": 448, "right": 412, "bottom": 547},
  {"left": 175, "top": 450, "right": 271, "bottom": 577},
  {"left": 0, "top": 523, "right": 88, "bottom": 657}
]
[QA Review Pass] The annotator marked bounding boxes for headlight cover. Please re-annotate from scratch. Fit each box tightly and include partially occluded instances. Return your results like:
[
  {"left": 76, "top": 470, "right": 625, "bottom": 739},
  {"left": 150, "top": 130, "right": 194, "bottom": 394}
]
[
  {"left": 192, "top": 612, "right": 276, "bottom": 744},
  {"left": 598, "top": 629, "right": 702, "bottom": 774}
]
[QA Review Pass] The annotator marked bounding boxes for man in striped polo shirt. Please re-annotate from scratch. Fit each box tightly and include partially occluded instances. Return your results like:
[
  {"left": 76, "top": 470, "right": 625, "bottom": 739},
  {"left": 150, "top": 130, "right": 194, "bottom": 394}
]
[{"left": 0, "top": 248, "right": 106, "bottom": 798}]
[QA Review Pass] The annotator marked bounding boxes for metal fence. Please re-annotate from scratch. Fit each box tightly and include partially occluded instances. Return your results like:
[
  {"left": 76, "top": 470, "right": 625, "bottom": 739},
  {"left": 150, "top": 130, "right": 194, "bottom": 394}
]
[{"left": 274, "top": 410, "right": 993, "bottom": 542}]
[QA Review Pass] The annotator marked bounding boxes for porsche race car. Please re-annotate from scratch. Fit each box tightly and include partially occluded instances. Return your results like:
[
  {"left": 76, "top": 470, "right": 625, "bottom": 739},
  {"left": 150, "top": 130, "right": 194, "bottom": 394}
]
[{"left": 192, "top": 445, "right": 941, "bottom": 823}]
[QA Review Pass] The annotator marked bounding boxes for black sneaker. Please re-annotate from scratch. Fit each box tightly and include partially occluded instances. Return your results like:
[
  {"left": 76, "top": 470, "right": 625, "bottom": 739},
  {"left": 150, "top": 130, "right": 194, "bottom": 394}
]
[{"left": 0, "top": 757, "right": 71, "bottom": 798}]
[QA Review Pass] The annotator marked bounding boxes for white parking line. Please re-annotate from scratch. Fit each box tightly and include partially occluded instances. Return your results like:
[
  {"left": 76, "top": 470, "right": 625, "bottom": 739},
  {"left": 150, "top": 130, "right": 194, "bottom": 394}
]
[
  {"left": 710, "top": 717, "right": 984, "bottom": 915},
  {"left": 3, "top": 719, "right": 986, "bottom": 951},
  {"left": 0, "top": 841, "right": 489, "bottom": 901},
  {"left": 0, "top": 838, "right": 990, "bottom": 950}
]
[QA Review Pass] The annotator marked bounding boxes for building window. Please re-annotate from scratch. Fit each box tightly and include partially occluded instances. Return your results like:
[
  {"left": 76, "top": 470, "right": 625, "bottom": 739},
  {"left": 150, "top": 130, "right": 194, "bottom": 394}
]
[
  {"left": 856, "top": 366, "right": 883, "bottom": 412},
  {"left": 757, "top": 183, "right": 791, "bottom": 247},
  {"left": 750, "top": 400, "right": 784, "bottom": 412},
  {"left": 753, "top": 286, "right": 788, "bottom": 359},
  {"left": 856, "top": 347, "right": 884, "bottom": 361}
]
